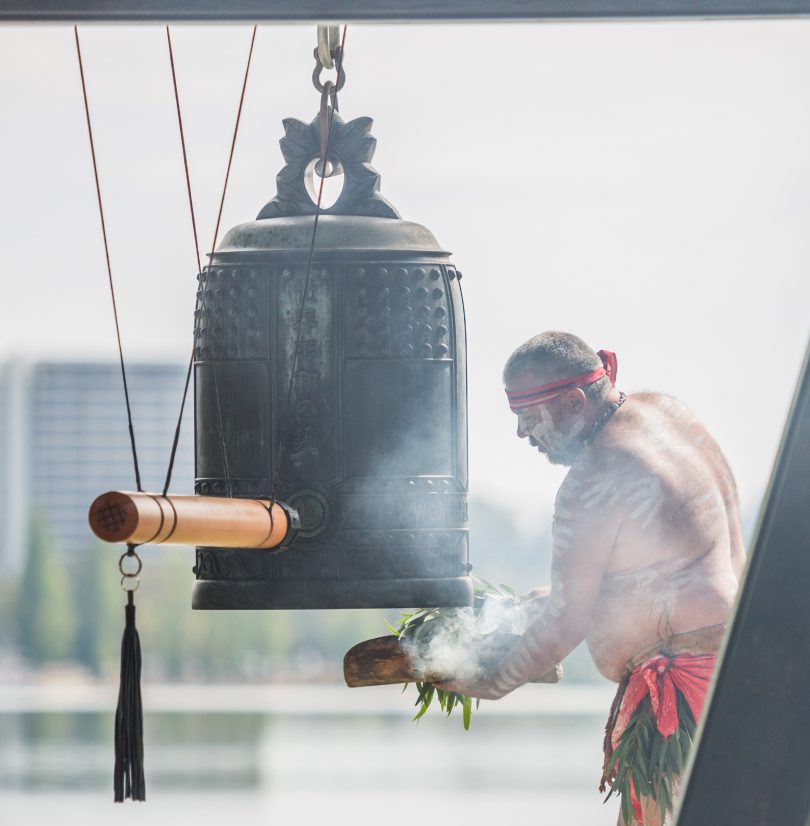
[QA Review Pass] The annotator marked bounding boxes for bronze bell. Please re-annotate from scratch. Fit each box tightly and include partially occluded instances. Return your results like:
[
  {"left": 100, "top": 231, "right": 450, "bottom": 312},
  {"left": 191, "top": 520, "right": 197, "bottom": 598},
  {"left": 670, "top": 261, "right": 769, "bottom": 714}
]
[{"left": 192, "top": 109, "right": 471, "bottom": 610}]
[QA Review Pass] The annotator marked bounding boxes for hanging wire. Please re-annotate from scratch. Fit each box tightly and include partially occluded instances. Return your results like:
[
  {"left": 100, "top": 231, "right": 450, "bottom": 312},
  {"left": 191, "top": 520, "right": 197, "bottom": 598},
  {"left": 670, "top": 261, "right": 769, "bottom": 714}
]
[
  {"left": 162, "top": 25, "right": 258, "bottom": 497},
  {"left": 74, "top": 26, "right": 143, "bottom": 494},
  {"left": 269, "top": 25, "right": 348, "bottom": 508},
  {"left": 162, "top": 25, "right": 201, "bottom": 496},
  {"left": 166, "top": 27, "right": 202, "bottom": 276},
  {"left": 197, "top": 24, "right": 258, "bottom": 499}
]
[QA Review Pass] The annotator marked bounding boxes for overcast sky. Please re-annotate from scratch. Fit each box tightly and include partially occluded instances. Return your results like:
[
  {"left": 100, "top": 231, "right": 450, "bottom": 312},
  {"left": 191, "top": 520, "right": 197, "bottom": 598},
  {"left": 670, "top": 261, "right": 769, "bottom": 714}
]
[{"left": 1, "top": 20, "right": 808, "bottom": 534}]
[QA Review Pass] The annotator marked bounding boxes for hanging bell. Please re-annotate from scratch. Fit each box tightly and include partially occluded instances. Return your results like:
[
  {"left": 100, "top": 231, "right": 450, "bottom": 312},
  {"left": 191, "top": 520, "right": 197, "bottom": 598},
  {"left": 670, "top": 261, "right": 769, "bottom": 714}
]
[{"left": 192, "top": 108, "right": 471, "bottom": 610}]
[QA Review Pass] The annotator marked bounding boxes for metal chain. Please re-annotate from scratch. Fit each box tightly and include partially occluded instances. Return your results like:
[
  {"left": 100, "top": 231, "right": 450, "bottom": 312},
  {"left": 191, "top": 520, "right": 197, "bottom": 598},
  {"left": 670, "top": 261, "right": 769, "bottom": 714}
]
[
  {"left": 269, "top": 24, "right": 348, "bottom": 509},
  {"left": 119, "top": 545, "right": 143, "bottom": 593},
  {"left": 313, "top": 40, "right": 346, "bottom": 94},
  {"left": 316, "top": 25, "right": 340, "bottom": 69}
]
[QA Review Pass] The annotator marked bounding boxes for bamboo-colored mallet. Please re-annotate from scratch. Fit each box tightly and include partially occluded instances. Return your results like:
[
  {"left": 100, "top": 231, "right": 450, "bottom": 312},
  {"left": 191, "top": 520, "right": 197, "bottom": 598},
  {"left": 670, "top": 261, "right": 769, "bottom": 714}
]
[{"left": 89, "top": 491, "right": 298, "bottom": 550}]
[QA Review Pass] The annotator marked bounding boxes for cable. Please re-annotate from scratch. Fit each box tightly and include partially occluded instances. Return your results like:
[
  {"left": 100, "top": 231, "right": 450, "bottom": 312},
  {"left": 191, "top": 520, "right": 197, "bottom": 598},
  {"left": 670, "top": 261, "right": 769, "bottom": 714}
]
[
  {"left": 74, "top": 26, "right": 143, "bottom": 493},
  {"left": 162, "top": 25, "right": 258, "bottom": 497}
]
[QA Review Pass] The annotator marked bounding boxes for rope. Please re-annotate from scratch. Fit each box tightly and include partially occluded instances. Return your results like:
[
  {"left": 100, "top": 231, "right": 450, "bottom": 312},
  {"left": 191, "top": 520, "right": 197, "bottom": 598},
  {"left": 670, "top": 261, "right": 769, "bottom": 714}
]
[
  {"left": 162, "top": 25, "right": 258, "bottom": 497},
  {"left": 166, "top": 27, "right": 202, "bottom": 275},
  {"left": 74, "top": 26, "right": 143, "bottom": 493},
  {"left": 198, "top": 24, "right": 258, "bottom": 498},
  {"left": 210, "top": 25, "right": 257, "bottom": 267},
  {"left": 162, "top": 25, "right": 201, "bottom": 496},
  {"left": 270, "top": 25, "right": 348, "bottom": 507}
]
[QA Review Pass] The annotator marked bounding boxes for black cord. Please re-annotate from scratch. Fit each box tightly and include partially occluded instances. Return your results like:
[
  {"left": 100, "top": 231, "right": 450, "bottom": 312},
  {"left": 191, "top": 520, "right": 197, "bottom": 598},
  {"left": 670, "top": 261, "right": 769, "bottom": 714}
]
[{"left": 75, "top": 26, "right": 142, "bottom": 493}]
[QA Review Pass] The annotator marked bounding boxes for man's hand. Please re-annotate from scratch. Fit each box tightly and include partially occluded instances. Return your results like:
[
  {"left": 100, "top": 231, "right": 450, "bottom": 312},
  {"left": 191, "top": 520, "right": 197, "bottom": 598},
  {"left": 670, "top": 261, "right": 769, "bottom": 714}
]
[
  {"left": 519, "top": 586, "right": 551, "bottom": 624},
  {"left": 433, "top": 674, "right": 513, "bottom": 701}
]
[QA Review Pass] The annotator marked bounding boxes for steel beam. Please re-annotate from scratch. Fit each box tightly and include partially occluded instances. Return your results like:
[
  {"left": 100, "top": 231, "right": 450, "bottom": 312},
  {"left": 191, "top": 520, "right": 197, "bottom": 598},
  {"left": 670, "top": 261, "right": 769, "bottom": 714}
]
[
  {"left": 1, "top": 0, "right": 810, "bottom": 23},
  {"left": 674, "top": 342, "right": 810, "bottom": 825}
]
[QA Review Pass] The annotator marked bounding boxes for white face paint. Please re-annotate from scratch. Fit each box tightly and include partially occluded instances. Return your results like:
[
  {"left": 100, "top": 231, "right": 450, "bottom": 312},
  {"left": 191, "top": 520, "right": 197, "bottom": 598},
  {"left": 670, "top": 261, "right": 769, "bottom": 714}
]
[
  {"left": 529, "top": 406, "right": 556, "bottom": 444},
  {"left": 530, "top": 407, "right": 586, "bottom": 466}
]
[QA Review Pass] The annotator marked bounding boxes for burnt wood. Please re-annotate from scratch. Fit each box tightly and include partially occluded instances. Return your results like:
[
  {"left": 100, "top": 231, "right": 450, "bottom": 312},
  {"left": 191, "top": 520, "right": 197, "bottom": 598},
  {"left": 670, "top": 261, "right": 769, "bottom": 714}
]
[
  {"left": 3, "top": 0, "right": 810, "bottom": 21},
  {"left": 344, "top": 634, "right": 563, "bottom": 687}
]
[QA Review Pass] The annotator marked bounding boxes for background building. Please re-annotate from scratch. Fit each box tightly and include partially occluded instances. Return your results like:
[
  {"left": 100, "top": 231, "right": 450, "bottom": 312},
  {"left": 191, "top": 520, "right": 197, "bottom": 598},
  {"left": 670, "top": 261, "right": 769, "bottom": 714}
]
[{"left": 0, "top": 359, "right": 193, "bottom": 577}]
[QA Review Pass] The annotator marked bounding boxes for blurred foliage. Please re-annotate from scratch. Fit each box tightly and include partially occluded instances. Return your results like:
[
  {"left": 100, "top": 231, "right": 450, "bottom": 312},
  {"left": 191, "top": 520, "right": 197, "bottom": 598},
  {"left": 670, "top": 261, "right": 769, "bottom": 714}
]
[
  {"left": 0, "top": 498, "right": 602, "bottom": 682},
  {"left": 73, "top": 540, "right": 120, "bottom": 675},
  {"left": 16, "top": 514, "right": 76, "bottom": 663}
]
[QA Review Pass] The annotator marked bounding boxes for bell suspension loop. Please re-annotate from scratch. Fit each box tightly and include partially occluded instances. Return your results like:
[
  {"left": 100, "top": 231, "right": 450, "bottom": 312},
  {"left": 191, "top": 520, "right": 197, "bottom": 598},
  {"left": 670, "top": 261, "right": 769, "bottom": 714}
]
[
  {"left": 316, "top": 25, "right": 340, "bottom": 70},
  {"left": 314, "top": 23, "right": 346, "bottom": 178},
  {"left": 313, "top": 23, "right": 346, "bottom": 99}
]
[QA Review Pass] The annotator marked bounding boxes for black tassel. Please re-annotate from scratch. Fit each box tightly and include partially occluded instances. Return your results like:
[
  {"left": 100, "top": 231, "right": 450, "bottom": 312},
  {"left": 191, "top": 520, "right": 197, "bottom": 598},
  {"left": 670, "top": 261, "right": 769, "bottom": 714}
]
[{"left": 114, "top": 590, "right": 145, "bottom": 801}]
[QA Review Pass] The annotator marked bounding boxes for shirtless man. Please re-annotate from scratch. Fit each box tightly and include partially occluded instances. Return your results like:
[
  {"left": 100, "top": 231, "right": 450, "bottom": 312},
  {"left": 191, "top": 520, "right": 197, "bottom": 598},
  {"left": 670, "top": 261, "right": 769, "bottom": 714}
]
[{"left": 437, "top": 331, "right": 746, "bottom": 825}]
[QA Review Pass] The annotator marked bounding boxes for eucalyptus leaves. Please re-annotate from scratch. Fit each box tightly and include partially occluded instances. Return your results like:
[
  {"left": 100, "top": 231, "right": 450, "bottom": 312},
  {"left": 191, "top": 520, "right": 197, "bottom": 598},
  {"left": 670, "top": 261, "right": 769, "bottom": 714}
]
[
  {"left": 604, "top": 691, "right": 696, "bottom": 823},
  {"left": 387, "top": 579, "right": 525, "bottom": 730}
]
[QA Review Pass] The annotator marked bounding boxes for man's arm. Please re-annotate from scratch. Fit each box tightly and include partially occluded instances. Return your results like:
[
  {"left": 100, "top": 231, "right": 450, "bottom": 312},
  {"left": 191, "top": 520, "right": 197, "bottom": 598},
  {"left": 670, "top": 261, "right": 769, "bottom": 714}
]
[{"left": 439, "top": 462, "right": 624, "bottom": 700}]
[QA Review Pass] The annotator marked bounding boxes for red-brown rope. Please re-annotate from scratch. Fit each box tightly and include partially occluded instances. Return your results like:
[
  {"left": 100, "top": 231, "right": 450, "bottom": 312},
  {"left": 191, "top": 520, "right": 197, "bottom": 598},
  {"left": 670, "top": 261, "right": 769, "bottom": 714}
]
[
  {"left": 166, "top": 26, "right": 202, "bottom": 274},
  {"left": 74, "top": 26, "right": 143, "bottom": 494},
  {"left": 210, "top": 24, "right": 257, "bottom": 259},
  {"left": 162, "top": 25, "right": 258, "bottom": 497}
]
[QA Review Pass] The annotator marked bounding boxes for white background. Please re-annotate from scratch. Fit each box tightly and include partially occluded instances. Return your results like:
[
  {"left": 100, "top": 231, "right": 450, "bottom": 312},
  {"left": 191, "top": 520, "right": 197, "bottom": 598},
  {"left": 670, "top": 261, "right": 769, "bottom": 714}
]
[{"left": 2, "top": 20, "right": 809, "bottom": 531}]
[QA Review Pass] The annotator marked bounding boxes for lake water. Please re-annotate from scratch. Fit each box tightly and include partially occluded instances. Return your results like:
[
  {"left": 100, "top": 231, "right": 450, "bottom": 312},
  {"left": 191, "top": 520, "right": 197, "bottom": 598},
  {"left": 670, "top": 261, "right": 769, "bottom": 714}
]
[{"left": 0, "top": 683, "right": 620, "bottom": 825}]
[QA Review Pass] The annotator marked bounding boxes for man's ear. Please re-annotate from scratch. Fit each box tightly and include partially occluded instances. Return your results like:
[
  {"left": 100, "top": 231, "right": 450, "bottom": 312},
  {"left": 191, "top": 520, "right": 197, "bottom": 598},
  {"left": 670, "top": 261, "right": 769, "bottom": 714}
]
[{"left": 562, "top": 387, "right": 587, "bottom": 416}]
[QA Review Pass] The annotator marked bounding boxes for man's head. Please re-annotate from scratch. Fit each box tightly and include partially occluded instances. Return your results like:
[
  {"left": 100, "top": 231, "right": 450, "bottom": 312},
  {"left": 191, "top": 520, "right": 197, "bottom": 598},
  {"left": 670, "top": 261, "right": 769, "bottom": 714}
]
[{"left": 503, "top": 331, "right": 615, "bottom": 466}]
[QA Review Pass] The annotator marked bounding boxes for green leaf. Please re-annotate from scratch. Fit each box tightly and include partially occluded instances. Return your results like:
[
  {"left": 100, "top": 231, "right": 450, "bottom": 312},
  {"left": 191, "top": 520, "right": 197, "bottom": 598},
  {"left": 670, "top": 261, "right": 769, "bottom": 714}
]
[
  {"left": 620, "top": 785, "right": 633, "bottom": 824},
  {"left": 462, "top": 695, "right": 472, "bottom": 730},
  {"left": 444, "top": 690, "right": 454, "bottom": 710},
  {"left": 413, "top": 698, "right": 431, "bottom": 721}
]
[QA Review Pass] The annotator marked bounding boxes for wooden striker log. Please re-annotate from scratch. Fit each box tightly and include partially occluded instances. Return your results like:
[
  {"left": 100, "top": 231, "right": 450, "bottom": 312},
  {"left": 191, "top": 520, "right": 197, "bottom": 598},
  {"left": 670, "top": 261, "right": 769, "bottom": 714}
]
[{"left": 89, "top": 491, "right": 297, "bottom": 549}]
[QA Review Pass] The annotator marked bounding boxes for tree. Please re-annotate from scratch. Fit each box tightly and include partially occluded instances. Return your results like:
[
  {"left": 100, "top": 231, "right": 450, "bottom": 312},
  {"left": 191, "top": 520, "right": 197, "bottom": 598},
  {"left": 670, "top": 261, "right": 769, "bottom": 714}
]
[
  {"left": 73, "top": 540, "right": 120, "bottom": 675},
  {"left": 17, "top": 514, "right": 76, "bottom": 664}
]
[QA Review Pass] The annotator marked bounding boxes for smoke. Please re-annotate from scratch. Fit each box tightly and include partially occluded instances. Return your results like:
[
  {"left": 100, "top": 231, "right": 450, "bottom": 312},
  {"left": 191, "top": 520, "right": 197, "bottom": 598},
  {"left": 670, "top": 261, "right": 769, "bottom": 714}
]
[{"left": 401, "top": 591, "right": 545, "bottom": 683}]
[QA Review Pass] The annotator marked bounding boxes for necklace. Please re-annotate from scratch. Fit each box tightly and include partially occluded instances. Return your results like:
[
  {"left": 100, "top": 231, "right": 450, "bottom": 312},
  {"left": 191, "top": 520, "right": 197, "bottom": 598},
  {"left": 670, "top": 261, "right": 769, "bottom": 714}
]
[{"left": 583, "top": 391, "right": 627, "bottom": 446}]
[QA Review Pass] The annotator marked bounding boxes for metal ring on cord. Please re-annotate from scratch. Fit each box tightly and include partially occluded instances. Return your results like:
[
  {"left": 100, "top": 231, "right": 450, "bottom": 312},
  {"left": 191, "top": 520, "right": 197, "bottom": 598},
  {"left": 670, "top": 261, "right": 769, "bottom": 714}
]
[
  {"left": 119, "top": 549, "right": 143, "bottom": 578},
  {"left": 119, "top": 546, "right": 143, "bottom": 594},
  {"left": 120, "top": 576, "right": 141, "bottom": 593}
]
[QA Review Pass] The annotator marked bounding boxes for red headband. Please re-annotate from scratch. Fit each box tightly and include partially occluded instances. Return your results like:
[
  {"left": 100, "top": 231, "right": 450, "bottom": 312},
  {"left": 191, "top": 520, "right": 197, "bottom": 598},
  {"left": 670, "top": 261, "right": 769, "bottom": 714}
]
[{"left": 506, "top": 350, "right": 618, "bottom": 411}]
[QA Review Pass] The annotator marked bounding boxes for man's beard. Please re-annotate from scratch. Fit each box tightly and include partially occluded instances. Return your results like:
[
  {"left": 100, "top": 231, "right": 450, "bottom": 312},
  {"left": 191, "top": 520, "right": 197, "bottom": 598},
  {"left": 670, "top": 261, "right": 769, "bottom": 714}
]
[{"left": 530, "top": 416, "right": 586, "bottom": 467}]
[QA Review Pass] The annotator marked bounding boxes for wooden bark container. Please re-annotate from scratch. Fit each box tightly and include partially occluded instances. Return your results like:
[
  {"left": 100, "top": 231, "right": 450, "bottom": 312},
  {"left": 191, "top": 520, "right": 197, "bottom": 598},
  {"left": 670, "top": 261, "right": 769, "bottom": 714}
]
[
  {"left": 88, "top": 490, "right": 297, "bottom": 550},
  {"left": 343, "top": 634, "right": 563, "bottom": 688}
]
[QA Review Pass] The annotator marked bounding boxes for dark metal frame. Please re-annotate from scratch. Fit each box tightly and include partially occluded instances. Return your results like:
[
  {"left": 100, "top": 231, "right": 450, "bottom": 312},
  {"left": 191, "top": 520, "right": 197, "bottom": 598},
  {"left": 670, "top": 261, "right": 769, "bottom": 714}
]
[
  {"left": 2, "top": 0, "right": 810, "bottom": 22},
  {"left": 674, "top": 344, "right": 810, "bottom": 825},
  {"left": 8, "top": 2, "right": 809, "bottom": 823}
]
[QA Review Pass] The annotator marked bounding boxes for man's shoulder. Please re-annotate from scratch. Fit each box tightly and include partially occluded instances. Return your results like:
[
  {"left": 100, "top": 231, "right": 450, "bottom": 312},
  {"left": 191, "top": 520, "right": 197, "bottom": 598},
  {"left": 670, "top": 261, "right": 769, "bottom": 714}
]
[
  {"left": 624, "top": 390, "right": 685, "bottom": 413},
  {"left": 563, "top": 392, "right": 690, "bottom": 492},
  {"left": 601, "top": 391, "right": 694, "bottom": 449}
]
